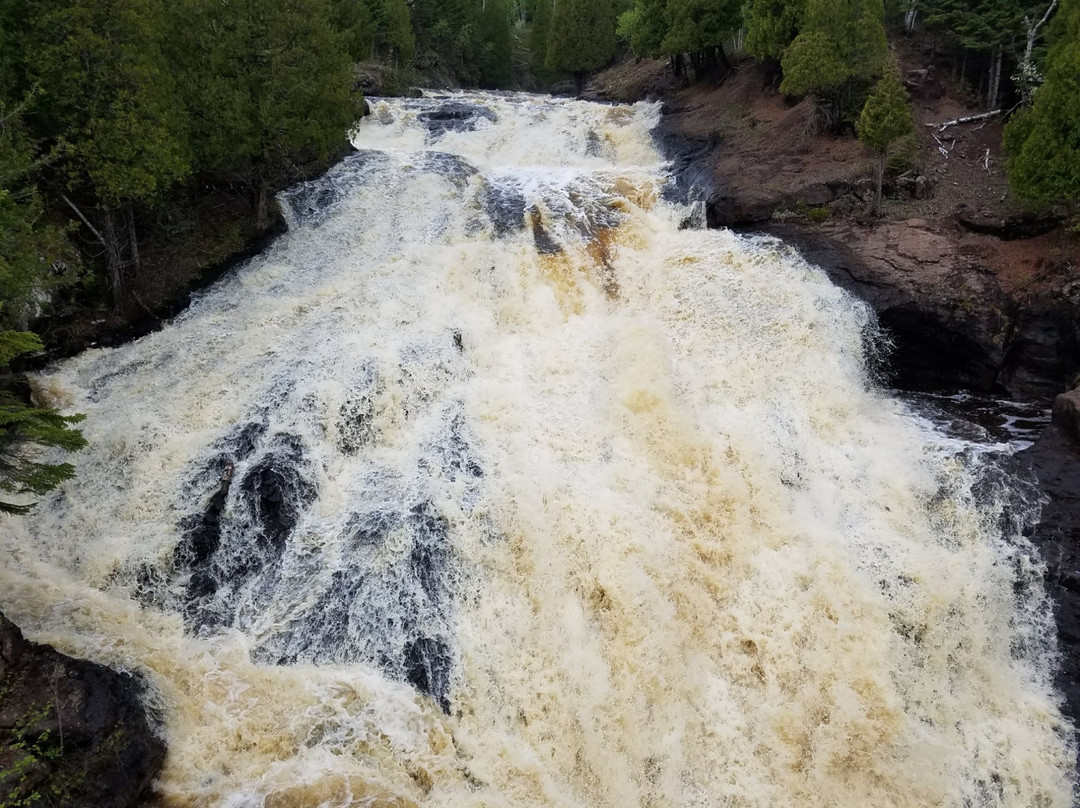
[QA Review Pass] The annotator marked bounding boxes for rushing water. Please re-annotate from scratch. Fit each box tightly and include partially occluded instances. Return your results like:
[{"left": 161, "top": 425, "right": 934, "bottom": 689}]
[{"left": 1, "top": 93, "right": 1076, "bottom": 807}]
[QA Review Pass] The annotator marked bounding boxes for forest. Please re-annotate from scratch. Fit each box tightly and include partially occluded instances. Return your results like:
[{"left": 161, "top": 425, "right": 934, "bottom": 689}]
[{"left": 0, "top": 0, "right": 1077, "bottom": 511}]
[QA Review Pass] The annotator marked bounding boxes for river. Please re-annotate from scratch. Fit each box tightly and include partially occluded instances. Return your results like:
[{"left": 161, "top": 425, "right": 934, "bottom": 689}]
[{"left": 0, "top": 92, "right": 1075, "bottom": 807}]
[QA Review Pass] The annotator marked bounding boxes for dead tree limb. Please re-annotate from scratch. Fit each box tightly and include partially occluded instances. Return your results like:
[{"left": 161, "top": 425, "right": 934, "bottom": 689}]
[{"left": 926, "top": 110, "right": 1002, "bottom": 132}]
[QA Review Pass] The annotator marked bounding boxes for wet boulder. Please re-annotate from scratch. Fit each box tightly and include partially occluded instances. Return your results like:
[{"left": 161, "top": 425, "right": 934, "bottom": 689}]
[
  {"left": 0, "top": 613, "right": 164, "bottom": 808},
  {"left": 1052, "top": 390, "right": 1080, "bottom": 446},
  {"left": 417, "top": 102, "right": 497, "bottom": 138}
]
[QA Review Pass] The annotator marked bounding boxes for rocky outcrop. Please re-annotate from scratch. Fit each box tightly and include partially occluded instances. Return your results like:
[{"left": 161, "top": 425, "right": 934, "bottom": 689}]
[
  {"left": 764, "top": 220, "right": 1080, "bottom": 398},
  {"left": 0, "top": 613, "right": 164, "bottom": 808},
  {"left": 1018, "top": 423, "right": 1080, "bottom": 729},
  {"left": 1052, "top": 389, "right": 1080, "bottom": 445}
]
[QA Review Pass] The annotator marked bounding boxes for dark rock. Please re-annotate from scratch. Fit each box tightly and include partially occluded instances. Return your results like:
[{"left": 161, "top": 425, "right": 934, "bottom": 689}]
[
  {"left": 764, "top": 221, "right": 1080, "bottom": 398},
  {"left": 956, "top": 208, "right": 1065, "bottom": 240},
  {"left": 707, "top": 189, "right": 784, "bottom": 227},
  {"left": 652, "top": 131, "right": 722, "bottom": 207},
  {"left": 404, "top": 636, "right": 451, "bottom": 714},
  {"left": 480, "top": 179, "right": 527, "bottom": 237},
  {"left": 417, "top": 102, "right": 497, "bottom": 138},
  {"left": 0, "top": 613, "right": 164, "bottom": 808},
  {"left": 1018, "top": 426, "right": 1080, "bottom": 734},
  {"left": 790, "top": 182, "right": 834, "bottom": 207},
  {"left": 1052, "top": 390, "right": 1080, "bottom": 445}
]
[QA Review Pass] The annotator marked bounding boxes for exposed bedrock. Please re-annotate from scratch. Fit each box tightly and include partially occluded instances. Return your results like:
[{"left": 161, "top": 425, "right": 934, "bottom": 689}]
[
  {"left": 0, "top": 613, "right": 164, "bottom": 808},
  {"left": 763, "top": 221, "right": 1080, "bottom": 400},
  {"left": 1018, "top": 415, "right": 1080, "bottom": 730}
]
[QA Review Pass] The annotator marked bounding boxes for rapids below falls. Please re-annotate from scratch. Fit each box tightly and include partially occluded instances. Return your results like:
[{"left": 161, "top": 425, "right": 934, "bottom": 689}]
[{"left": 1, "top": 93, "right": 1077, "bottom": 807}]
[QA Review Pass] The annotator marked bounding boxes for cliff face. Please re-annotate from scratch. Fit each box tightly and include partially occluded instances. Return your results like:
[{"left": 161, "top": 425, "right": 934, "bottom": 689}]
[{"left": 0, "top": 613, "right": 164, "bottom": 808}]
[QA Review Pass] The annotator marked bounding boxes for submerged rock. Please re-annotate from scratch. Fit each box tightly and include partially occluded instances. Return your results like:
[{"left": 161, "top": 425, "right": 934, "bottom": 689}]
[{"left": 0, "top": 613, "right": 164, "bottom": 808}]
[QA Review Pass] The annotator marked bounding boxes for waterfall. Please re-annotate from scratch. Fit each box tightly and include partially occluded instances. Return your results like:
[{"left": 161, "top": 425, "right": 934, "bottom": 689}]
[{"left": 0, "top": 92, "right": 1074, "bottom": 808}]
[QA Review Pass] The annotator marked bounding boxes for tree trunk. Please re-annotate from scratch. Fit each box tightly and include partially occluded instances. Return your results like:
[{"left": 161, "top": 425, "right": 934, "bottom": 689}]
[
  {"left": 256, "top": 168, "right": 271, "bottom": 231},
  {"left": 716, "top": 43, "right": 731, "bottom": 76},
  {"left": 102, "top": 206, "right": 126, "bottom": 308},
  {"left": 904, "top": 0, "right": 918, "bottom": 32},
  {"left": 1018, "top": 0, "right": 1058, "bottom": 105},
  {"left": 875, "top": 150, "right": 886, "bottom": 217},
  {"left": 126, "top": 204, "right": 141, "bottom": 280},
  {"left": 988, "top": 45, "right": 1002, "bottom": 109}
]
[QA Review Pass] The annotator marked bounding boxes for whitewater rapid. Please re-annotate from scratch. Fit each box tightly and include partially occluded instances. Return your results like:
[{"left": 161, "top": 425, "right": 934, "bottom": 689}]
[{"left": 0, "top": 92, "right": 1075, "bottom": 807}]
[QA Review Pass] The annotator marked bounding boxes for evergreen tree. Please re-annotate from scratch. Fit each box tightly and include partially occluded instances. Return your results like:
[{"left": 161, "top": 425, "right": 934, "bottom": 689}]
[
  {"left": 381, "top": 0, "right": 417, "bottom": 65},
  {"left": 780, "top": 0, "right": 888, "bottom": 126},
  {"left": 857, "top": 66, "right": 914, "bottom": 215},
  {"left": 661, "top": 0, "right": 743, "bottom": 79},
  {"left": 546, "top": 0, "right": 617, "bottom": 93},
  {"left": 0, "top": 101, "right": 81, "bottom": 329},
  {"left": 331, "top": 0, "right": 377, "bottom": 61},
  {"left": 25, "top": 0, "right": 189, "bottom": 305},
  {"left": 170, "top": 0, "right": 362, "bottom": 226},
  {"left": 617, "top": 0, "right": 669, "bottom": 58},
  {"left": 478, "top": 0, "right": 514, "bottom": 87},
  {"left": 411, "top": 0, "right": 479, "bottom": 81},
  {"left": 529, "top": 0, "right": 556, "bottom": 80},
  {"left": 745, "top": 0, "right": 806, "bottom": 61},
  {"left": 1005, "top": 0, "right": 1080, "bottom": 206},
  {"left": 0, "top": 331, "right": 86, "bottom": 516}
]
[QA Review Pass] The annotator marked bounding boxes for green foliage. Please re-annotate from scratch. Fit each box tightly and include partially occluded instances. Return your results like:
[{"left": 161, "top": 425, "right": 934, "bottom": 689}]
[
  {"left": 331, "top": 0, "right": 377, "bottom": 60},
  {"left": 858, "top": 65, "right": 913, "bottom": 215},
  {"left": 529, "top": 0, "right": 556, "bottom": 78},
  {"left": 26, "top": 0, "right": 189, "bottom": 207},
  {"left": 618, "top": 0, "right": 669, "bottom": 57},
  {"left": 171, "top": 0, "right": 361, "bottom": 180},
  {"left": 0, "top": 332, "right": 86, "bottom": 516},
  {"left": 923, "top": 0, "right": 1041, "bottom": 51},
  {"left": 0, "top": 104, "right": 80, "bottom": 330},
  {"left": 381, "top": 0, "right": 417, "bottom": 64},
  {"left": 857, "top": 68, "right": 914, "bottom": 153},
  {"left": 546, "top": 0, "right": 617, "bottom": 81},
  {"left": 745, "top": 0, "right": 805, "bottom": 60},
  {"left": 478, "top": 0, "right": 514, "bottom": 87},
  {"left": 410, "top": 0, "right": 480, "bottom": 81},
  {"left": 661, "top": 0, "right": 743, "bottom": 56},
  {"left": 779, "top": 0, "right": 888, "bottom": 117},
  {"left": 1005, "top": 0, "right": 1080, "bottom": 206}
]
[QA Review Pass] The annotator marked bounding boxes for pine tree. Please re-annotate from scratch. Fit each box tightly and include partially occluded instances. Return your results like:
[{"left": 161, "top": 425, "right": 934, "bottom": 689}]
[
  {"left": 0, "top": 101, "right": 81, "bottom": 329},
  {"left": 779, "top": 0, "right": 888, "bottom": 126},
  {"left": 0, "top": 331, "right": 86, "bottom": 515},
  {"left": 478, "top": 0, "right": 514, "bottom": 88},
  {"left": 1005, "top": 0, "right": 1080, "bottom": 206},
  {"left": 745, "top": 0, "right": 806, "bottom": 61},
  {"left": 170, "top": 0, "right": 362, "bottom": 226},
  {"left": 857, "top": 66, "right": 914, "bottom": 215},
  {"left": 546, "top": 0, "right": 617, "bottom": 94},
  {"left": 331, "top": 0, "right": 377, "bottom": 61},
  {"left": 661, "top": 0, "right": 743, "bottom": 79},
  {"left": 25, "top": 0, "right": 189, "bottom": 306},
  {"left": 617, "top": 0, "right": 669, "bottom": 59},
  {"left": 529, "top": 0, "right": 555, "bottom": 80}
]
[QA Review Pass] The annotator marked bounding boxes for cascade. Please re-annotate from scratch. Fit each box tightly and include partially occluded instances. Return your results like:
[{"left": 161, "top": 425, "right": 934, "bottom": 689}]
[{"left": 0, "top": 92, "right": 1075, "bottom": 807}]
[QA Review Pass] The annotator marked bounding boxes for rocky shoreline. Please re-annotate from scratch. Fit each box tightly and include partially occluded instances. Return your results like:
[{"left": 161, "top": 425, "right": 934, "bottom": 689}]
[{"left": 0, "top": 614, "right": 164, "bottom": 807}]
